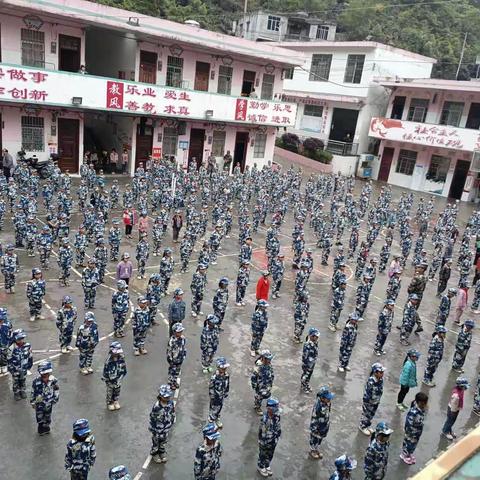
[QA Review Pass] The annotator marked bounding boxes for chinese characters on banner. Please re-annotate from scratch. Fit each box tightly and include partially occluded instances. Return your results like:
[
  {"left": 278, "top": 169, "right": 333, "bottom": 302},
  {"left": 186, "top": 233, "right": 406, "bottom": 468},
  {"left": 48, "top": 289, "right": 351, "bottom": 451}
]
[
  {"left": 152, "top": 147, "right": 162, "bottom": 159},
  {"left": 0, "top": 67, "right": 48, "bottom": 102},
  {"left": 0, "top": 64, "right": 297, "bottom": 127},
  {"left": 106, "top": 81, "right": 124, "bottom": 109},
  {"left": 369, "top": 117, "right": 480, "bottom": 153}
]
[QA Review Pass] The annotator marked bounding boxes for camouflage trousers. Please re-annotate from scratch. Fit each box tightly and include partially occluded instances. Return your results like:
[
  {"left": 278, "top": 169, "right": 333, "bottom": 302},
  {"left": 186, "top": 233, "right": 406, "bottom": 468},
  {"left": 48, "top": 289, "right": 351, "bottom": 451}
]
[
  {"left": 208, "top": 399, "right": 224, "bottom": 422},
  {"left": 12, "top": 373, "right": 27, "bottom": 398},
  {"left": 28, "top": 299, "right": 42, "bottom": 317},
  {"left": 35, "top": 403, "right": 53, "bottom": 429},
  {"left": 79, "top": 350, "right": 94, "bottom": 369},
  {"left": 258, "top": 443, "right": 277, "bottom": 469},
  {"left": 83, "top": 287, "right": 96, "bottom": 308},
  {"left": 113, "top": 312, "right": 127, "bottom": 335},
  {"left": 359, "top": 401, "right": 379, "bottom": 429},
  {"left": 151, "top": 432, "right": 168, "bottom": 456},
  {"left": 4, "top": 273, "right": 15, "bottom": 290},
  {"left": 59, "top": 327, "right": 74, "bottom": 349},
  {"left": 105, "top": 382, "right": 121, "bottom": 404}
]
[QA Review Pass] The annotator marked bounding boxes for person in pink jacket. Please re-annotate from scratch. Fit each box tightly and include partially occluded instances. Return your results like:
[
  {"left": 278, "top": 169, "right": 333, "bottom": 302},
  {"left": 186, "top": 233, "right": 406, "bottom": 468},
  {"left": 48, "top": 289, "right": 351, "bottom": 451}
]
[
  {"left": 138, "top": 212, "right": 149, "bottom": 241},
  {"left": 455, "top": 284, "right": 469, "bottom": 325}
]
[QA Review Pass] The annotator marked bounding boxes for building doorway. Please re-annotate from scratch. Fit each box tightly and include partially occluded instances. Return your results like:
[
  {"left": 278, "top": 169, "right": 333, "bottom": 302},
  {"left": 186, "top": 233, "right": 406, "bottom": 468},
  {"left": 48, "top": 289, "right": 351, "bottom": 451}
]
[
  {"left": 449, "top": 159, "right": 470, "bottom": 199},
  {"left": 241, "top": 70, "right": 256, "bottom": 96},
  {"left": 135, "top": 120, "right": 153, "bottom": 169},
  {"left": 329, "top": 108, "right": 359, "bottom": 142},
  {"left": 194, "top": 62, "right": 210, "bottom": 91},
  {"left": 390, "top": 96, "right": 406, "bottom": 119},
  {"left": 233, "top": 131, "right": 249, "bottom": 172},
  {"left": 378, "top": 146, "right": 395, "bottom": 182},
  {"left": 188, "top": 128, "right": 205, "bottom": 170},
  {"left": 466, "top": 103, "right": 480, "bottom": 130},
  {"left": 139, "top": 50, "right": 157, "bottom": 84},
  {"left": 58, "top": 118, "right": 79, "bottom": 173},
  {"left": 58, "top": 35, "right": 81, "bottom": 72}
]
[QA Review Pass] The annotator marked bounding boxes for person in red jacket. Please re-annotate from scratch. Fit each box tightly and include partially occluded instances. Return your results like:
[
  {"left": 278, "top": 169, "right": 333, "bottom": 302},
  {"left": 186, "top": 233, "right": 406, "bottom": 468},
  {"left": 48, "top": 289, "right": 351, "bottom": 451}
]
[{"left": 256, "top": 271, "right": 271, "bottom": 301}]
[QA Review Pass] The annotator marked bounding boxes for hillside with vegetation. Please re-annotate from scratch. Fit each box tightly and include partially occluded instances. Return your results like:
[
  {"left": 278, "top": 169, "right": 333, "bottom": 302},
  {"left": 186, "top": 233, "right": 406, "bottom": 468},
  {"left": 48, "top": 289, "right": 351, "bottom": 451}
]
[{"left": 92, "top": 0, "right": 480, "bottom": 79}]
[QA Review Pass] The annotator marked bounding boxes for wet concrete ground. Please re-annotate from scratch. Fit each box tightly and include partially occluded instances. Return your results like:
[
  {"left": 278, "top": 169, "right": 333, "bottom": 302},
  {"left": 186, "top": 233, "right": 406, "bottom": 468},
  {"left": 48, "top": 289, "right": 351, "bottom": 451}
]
[{"left": 0, "top": 169, "right": 479, "bottom": 480}]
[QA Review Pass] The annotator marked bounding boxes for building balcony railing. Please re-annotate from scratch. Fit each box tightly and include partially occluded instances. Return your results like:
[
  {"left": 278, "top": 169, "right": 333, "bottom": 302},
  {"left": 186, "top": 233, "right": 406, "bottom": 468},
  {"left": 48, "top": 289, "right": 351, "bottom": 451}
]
[
  {"left": 369, "top": 116, "right": 480, "bottom": 153},
  {"left": 326, "top": 140, "right": 359, "bottom": 156},
  {"left": 0, "top": 62, "right": 297, "bottom": 128},
  {"left": 284, "top": 33, "right": 312, "bottom": 41}
]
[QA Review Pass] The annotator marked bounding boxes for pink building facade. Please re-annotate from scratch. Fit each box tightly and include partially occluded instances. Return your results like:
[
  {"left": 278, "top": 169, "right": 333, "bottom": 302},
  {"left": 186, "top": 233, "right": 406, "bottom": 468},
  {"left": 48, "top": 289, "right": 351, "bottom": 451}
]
[
  {"left": 0, "top": 0, "right": 302, "bottom": 174},
  {"left": 369, "top": 79, "right": 480, "bottom": 201}
]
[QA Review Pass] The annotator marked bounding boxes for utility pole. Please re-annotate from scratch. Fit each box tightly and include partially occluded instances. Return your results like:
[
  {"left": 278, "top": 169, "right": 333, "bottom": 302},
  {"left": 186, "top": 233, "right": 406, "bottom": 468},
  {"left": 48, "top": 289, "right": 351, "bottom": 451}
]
[
  {"left": 455, "top": 32, "right": 468, "bottom": 80},
  {"left": 242, "top": 0, "right": 248, "bottom": 38}
]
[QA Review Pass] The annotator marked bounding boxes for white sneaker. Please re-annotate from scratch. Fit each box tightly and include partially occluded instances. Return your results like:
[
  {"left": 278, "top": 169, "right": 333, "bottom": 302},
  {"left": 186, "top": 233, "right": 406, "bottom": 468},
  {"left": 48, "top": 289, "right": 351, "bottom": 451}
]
[
  {"left": 345, "top": 366, "right": 351, "bottom": 371},
  {"left": 198, "top": 311, "right": 204, "bottom": 316},
  {"left": 107, "top": 403, "right": 115, "bottom": 411},
  {"left": 257, "top": 467, "right": 269, "bottom": 477},
  {"left": 114, "top": 401, "right": 121, "bottom": 410},
  {"left": 87, "top": 367, "right": 93, "bottom": 373},
  {"left": 137, "top": 275, "right": 142, "bottom": 280},
  {"left": 250, "top": 350, "right": 256, "bottom": 357},
  {"left": 359, "top": 426, "right": 371, "bottom": 435},
  {"left": 80, "top": 368, "right": 89, "bottom": 375},
  {"left": 30, "top": 316, "right": 36, "bottom": 322},
  {"left": 236, "top": 302, "right": 242, "bottom": 306},
  {"left": 61, "top": 347, "right": 68, "bottom": 354},
  {"left": 67, "top": 346, "right": 74, "bottom": 351},
  {"left": 338, "top": 366, "right": 345, "bottom": 372},
  {"left": 134, "top": 349, "right": 140, "bottom": 356},
  {"left": 328, "top": 323, "right": 336, "bottom": 332},
  {"left": 191, "top": 312, "right": 197, "bottom": 317}
]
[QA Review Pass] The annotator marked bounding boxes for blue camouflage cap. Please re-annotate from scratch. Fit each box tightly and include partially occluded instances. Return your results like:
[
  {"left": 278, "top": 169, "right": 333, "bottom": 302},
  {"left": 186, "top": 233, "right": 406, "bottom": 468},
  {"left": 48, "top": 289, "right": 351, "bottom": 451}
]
[{"left": 73, "top": 418, "right": 91, "bottom": 436}]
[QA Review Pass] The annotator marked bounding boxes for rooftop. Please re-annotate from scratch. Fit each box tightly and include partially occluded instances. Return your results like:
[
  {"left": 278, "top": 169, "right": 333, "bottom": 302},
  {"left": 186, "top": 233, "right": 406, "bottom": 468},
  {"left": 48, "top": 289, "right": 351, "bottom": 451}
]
[
  {"left": 2, "top": 0, "right": 305, "bottom": 67},
  {"left": 277, "top": 40, "right": 437, "bottom": 63},
  {"left": 376, "top": 77, "right": 480, "bottom": 92}
]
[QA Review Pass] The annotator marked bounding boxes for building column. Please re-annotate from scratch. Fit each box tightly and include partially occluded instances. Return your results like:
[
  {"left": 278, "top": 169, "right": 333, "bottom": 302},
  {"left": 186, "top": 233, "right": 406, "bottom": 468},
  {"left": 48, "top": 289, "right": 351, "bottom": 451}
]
[{"left": 129, "top": 119, "right": 137, "bottom": 177}]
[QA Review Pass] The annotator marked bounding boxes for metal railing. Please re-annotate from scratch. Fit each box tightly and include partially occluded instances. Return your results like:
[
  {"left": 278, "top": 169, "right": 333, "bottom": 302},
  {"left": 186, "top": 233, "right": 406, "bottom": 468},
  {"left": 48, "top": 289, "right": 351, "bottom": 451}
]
[
  {"left": 326, "top": 140, "right": 359, "bottom": 156},
  {"left": 283, "top": 33, "right": 312, "bottom": 41}
]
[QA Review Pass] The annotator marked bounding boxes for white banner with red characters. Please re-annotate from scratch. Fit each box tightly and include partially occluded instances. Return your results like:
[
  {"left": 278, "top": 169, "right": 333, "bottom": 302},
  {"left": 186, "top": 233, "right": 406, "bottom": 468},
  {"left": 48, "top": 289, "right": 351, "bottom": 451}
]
[
  {"left": 0, "top": 64, "right": 297, "bottom": 127},
  {"left": 369, "top": 116, "right": 480, "bottom": 153}
]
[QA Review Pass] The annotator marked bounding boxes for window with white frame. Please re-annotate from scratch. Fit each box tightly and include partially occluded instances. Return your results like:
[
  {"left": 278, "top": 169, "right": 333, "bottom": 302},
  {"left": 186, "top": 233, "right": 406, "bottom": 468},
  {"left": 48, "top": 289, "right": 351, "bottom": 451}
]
[
  {"left": 217, "top": 66, "right": 233, "bottom": 95},
  {"left": 261, "top": 74, "right": 275, "bottom": 100},
  {"left": 267, "top": 15, "right": 281, "bottom": 32},
  {"left": 395, "top": 149, "right": 417, "bottom": 175},
  {"left": 254, "top": 133, "right": 267, "bottom": 158},
  {"left": 304, "top": 104, "right": 324, "bottom": 117},
  {"left": 212, "top": 130, "right": 226, "bottom": 157},
  {"left": 407, "top": 98, "right": 429, "bottom": 123},
  {"left": 440, "top": 101, "right": 464, "bottom": 127},
  {"left": 162, "top": 127, "right": 178, "bottom": 156},
  {"left": 316, "top": 25, "right": 329, "bottom": 40},
  {"left": 21, "top": 116, "right": 44, "bottom": 151},
  {"left": 166, "top": 56, "right": 183, "bottom": 88},
  {"left": 344, "top": 54, "right": 365, "bottom": 84},
  {"left": 21, "top": 29, "right": 45, "bottom": 67},
  {"left": 309, "top": 54, "right": 332, "bottom": 81}
]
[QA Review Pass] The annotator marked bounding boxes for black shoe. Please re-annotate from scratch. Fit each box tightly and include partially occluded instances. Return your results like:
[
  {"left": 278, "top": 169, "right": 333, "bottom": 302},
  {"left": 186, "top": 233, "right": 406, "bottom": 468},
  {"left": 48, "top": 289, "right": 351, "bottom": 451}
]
[{"left": 414, "top": 326, "right": 424, "bottom": 334}]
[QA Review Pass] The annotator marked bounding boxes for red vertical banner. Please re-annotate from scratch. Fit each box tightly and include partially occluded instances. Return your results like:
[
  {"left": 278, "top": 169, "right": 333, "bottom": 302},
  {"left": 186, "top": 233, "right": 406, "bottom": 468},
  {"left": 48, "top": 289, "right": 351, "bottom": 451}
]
[
  {"left": 152, "top": 147, "right": 162, "bottom": 159},
  {"left": 106, "top": 81, "right": 124, "bottom": 109},
  {"left": 235, "top": 98, "right": 248, "bottom": 121}
]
